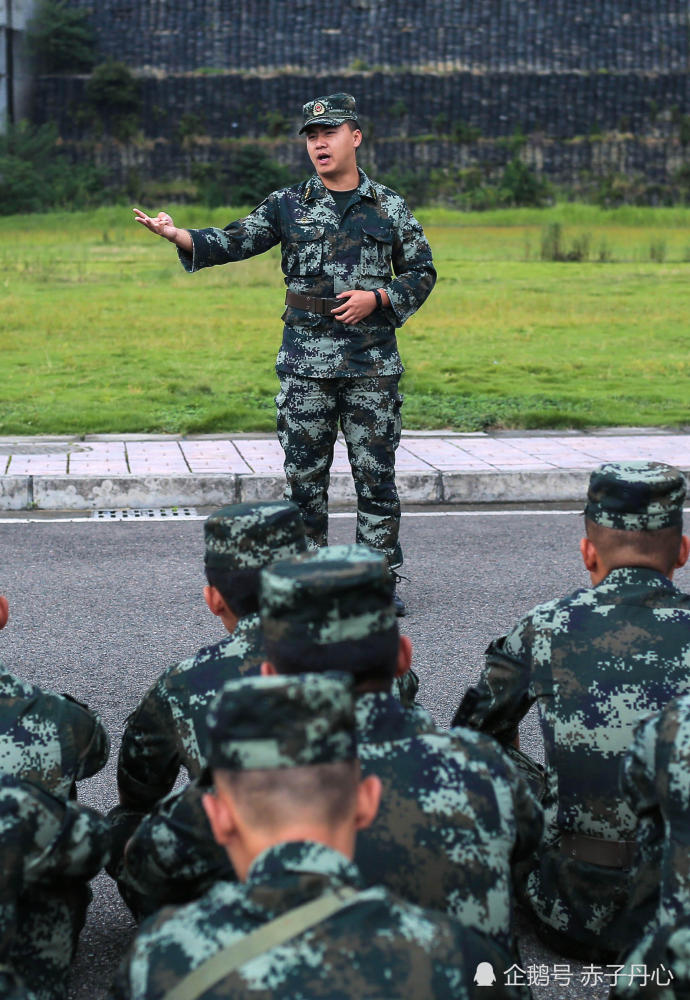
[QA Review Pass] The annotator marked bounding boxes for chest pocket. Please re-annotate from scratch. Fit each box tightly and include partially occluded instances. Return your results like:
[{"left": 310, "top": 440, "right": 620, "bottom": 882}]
[
  {"left": 360, "top": 221, "right": 393, "bottom": 277},
  {"left": 282, "top": 224, "right": 325, "bottom": 276}
]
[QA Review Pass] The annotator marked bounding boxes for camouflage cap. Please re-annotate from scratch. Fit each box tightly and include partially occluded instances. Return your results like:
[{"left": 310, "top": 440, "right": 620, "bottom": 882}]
[
  {"left": 204, "top": 501, "right": 306, "bottom": 571},
  {"left": 585, "top": 461, "right": 687, "bottom": 531},
  {"left": 299, "top": 93, "right": 358, "bottom": 134},
  {"left": 206, "top": 673, "right": 357, "bottom": 771},
  {"left": 260, "top": 543, "right": 396, "bottom": 646}
]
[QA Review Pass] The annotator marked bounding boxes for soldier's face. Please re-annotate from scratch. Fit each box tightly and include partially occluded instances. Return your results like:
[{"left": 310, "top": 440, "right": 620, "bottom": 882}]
[{"left": 305, "top": 123, "right": 361, "bottom": 180}]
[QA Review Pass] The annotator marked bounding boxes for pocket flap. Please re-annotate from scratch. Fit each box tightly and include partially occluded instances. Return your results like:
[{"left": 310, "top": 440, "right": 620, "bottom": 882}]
[
  {"left": 287, "top": 225, "right": 324, "bottom": 243},
  {"left": 361, "top": 221, "right": 393, "bottom": 244}
]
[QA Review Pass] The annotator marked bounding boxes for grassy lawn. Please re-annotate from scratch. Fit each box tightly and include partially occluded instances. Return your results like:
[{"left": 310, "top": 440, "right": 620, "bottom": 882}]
[{"left": 2, "top": 204, "right": 690, "bottom": 434}]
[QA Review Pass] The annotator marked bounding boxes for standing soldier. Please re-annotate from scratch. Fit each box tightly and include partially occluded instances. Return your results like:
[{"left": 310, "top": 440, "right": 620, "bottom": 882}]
[{"left": 134, "top": 93, "right": 437, "bottom": 615}]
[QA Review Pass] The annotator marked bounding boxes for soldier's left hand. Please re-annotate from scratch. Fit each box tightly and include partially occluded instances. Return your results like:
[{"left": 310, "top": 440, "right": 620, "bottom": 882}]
[{"left": 331, "top": 289, "right": 377, "bottom": 325}]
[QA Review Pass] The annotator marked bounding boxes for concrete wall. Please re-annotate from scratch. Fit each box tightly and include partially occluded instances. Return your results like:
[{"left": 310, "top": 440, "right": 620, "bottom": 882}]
[
  {"left": 21, "top": 1, "right": 690, "bottom": 189},
  {"left": 62, "top": 0, "right": 690, "bottom": 74}
]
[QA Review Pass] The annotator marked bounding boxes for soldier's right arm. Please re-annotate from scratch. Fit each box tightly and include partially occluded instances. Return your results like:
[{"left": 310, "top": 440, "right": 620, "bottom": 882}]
[
  {"left": 118, "top": 779, "right": 233, "bottom": 918},
  {"left": 117, "top": 677, "right": 181, "bottom": 812},
  {"left": 452, "top": 622, "right": 536, "bottom": 745},
  {"left": 620, "top": 708, "right": 666, "bottom": 921},
  {"left": 135, "top": 196, "right": 282, "bottom": 273},
  {"left": 1, "top": 775, "right": 110, "bottom": 889}
]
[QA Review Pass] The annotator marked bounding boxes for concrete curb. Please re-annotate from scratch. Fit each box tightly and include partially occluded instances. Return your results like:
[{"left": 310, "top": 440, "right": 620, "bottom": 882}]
[
  {"left": 1, "top": 431, "right": 689, "bottom": 511},
  {"left": 3, "top": 468, "right": 601, "bottom": 511}
]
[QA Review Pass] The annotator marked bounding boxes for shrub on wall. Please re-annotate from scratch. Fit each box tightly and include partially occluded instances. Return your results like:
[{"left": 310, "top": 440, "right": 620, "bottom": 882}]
[
  {"left": 85, "top": 61, "right": 142, "bottom": 140},
  {"left": 26, "top": 0, "right": 96, "bottom": 73},
  {"left": 0, "top": 122, "right": 107, "bottom": 214}
]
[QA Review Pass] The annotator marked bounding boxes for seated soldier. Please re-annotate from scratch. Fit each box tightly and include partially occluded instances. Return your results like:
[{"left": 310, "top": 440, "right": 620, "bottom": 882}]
[
  {"left": 0, "top": 595, "right": 109, "bottom": 798},
  {"left": 453, "top": 460, "right": 690, "bottom": 962},
  {"left": 111, "top": 673, "right": 527, "bottom": 1000},
  {"left": 0, "top": 774, "right": 110, "bottom": 1000},
  {"left": 0, "top": 594, "right": 110, "bottom": 1000},
  {"left": 119, "top": 545, "right": 540, "bottom": 953},
  {"left": 110, "top": 501, "right": 308, "bottom": 876},
  {"left": 610, "top": 692, "right": 690, "bottom": 999}
]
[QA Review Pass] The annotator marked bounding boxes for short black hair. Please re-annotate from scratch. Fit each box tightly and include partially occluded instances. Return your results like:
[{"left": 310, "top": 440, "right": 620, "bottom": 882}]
[
  {"left": 585, "top": 518, "right": 683, "bottom": 575},
  {"left": 205, "top": 565, "right": 260, "bottom": 619},
  {"left": 265, "top": 622, "right": 399, "bottom": 690},
  {"left": 218, "top": 760, "right": 360, "bottom": 829}
]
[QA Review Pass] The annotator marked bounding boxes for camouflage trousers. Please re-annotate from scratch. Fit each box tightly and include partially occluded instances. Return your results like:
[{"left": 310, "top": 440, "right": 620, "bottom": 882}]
[
  {"left": 11, "top": 882, "right": 90, "bottom": 1000},
  {"left": 276, "top": 373, "right": 403, "bottom": 567}
]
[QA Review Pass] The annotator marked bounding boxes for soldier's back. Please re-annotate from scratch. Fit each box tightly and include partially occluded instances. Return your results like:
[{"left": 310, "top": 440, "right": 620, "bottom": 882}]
[
  {"left": 0, "top": 667, "right": 109, "bottom": 797},
  {"left": 354, "top": 691, "right": 541, "bottom": 950},
  {"left": 112, "top": 840, "right": 526, "bottom": 1000}
]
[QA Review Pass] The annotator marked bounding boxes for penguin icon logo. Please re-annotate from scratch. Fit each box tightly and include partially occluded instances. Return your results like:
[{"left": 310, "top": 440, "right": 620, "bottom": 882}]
[{"left": 474, "top": 962, "right": 496, "bottom": 986}]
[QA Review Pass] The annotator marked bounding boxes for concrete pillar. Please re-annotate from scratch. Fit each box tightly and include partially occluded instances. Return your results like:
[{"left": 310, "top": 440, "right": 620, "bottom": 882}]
[{"left": 0, "top": 0, "right": 37, "bottom": 131}]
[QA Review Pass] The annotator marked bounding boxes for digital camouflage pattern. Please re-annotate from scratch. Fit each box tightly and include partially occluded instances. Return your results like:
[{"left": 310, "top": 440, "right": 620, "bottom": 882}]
[
  {"left": 111, "top": 840, "right": 528, "bottom": 1000},
  {"left": 299, "top": 92, "right": 359, "bottom": 133},
  {"left": 178, "top": 166, "right": 435, "bottom": 566},
  {"left": 585, "top": 461, "right": 686, "bottom": 531},
  {"left": 0, "top": 668, "right": 109, "bottom": 799},
  {"left": 611, "top": 693, "right": 690, "bottom": 997},
  {"left": 0, "top": 774, "right": 110, "bottom": 1000},
  {"left": 206, "top": 673, "right": 356, "bottom": 772},
  {"left": 275, "top": 372, "right": 403, "bottom": 562},
  {"left": 178, "top": 168, "right": 436, "bottom": 378},
  {"left": 117, "top": 615, "right": 265, "bottom": 812},
  {"left": 204, "top": 501, "right": 306, "bottom": 571},
  {"left": 116, "top": 693, "right": 541, "bottom": 951},
  {"left": 260, "top": 544, "right": 396, "bottom": 647},
  {"left": 453, "top": 565, "right": 690, "bottom": 956}
]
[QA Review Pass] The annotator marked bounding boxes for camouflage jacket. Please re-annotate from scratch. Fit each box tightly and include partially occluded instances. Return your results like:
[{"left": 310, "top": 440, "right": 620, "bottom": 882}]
[
  {"left": 178, "top": 169, "right": 436, "bottom": 378},
  {"left": 0, "top": 774, "right": 110, "bottom": 995},
  {"left": 117, "top": 615, "right": 265, "bottom": 811},
  {"left": 453, "top": 566, "right": 690, "bottom": 950},
  {"left": 610, "top": 693, "right": 690, "bottom": 997},
  {"left": 117, "top": 693, "right": 540, "bottom": 950},
  {"left": 111, "top": 839, "right": 527, "bottom": 1000},
  {"left": 0, "top": 667, "right": 110, "bottom": 799}
]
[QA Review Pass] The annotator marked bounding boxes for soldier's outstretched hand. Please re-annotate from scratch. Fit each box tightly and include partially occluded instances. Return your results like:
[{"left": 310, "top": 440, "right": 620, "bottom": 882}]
[{"left": 133, "top": 208, "right": 177, "bottom": 241}]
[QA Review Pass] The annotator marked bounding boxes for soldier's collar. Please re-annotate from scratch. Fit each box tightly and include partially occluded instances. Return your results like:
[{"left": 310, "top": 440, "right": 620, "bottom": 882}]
[
  {"left": 355, "top": 691, "right": 438, "bottom": 740},
  {"left": 304, "top": 169, "right": 378, "bottom": 203},
  {"left": 247, "top": 839, "right": 363, "bottom": 888}
]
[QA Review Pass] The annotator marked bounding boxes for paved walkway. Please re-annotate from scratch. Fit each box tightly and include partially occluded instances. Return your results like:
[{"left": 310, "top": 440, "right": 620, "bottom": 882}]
[{"left": 0, "top": 429, "right": 688, "bottom": 511}]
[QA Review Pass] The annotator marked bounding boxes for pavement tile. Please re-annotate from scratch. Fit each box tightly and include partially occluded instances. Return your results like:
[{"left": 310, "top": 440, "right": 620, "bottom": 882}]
[
  {"left": 126, "top": 442, "right": 190, "bottom": 475},
  {"left": 180, "top": 440, "right": 253, "bottom": 474},
  {"left": 8, "top": 456, "right": 68, "bottom": 475},
  {"left": 402, "top": 438, "right": 493, "bottom": 470},
  {"left": 234, "top": 440, "right": 285, "bottom": 474}
]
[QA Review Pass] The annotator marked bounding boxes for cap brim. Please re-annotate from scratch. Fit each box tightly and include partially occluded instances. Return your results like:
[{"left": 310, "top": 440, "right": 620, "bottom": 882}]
[{"left": 299, "top": 116, "right": 348, "bottom": 134}]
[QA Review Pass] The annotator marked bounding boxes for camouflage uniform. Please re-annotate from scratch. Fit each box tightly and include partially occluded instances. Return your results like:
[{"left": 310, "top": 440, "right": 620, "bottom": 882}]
[
  {"left": 610, "top": 694, "right": 690, "bottom": 998},
  {"left": 453, "top": 461, "right": 690, "bottom": 960},
  {"left": 112, "top": 673, "right": 526, "bottom": 1000},
  {"left": 0, "top": 669, "right": 109, "bottom": 799},
  {"left": 177, "top": 94, "right": 436, "bottom": 567},
  {"left": 116, "top": 695, "right": 540, "bottom": 947},
  {"left": 0, "top": 774, "right": 110, "bottom": 1000},
  {"left": 112, "top": 502, "right": 307, "bottom": 895},
  {"left": 116, "top": 546, "right": 540, "bottom": 945},
  {"left": 0, "top": 667, "right": 109, "bottom": 998}
]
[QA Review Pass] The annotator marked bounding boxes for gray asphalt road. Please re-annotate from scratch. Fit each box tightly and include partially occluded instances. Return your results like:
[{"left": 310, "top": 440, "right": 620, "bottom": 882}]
[{"left": 1, "top": 507, "right": 678, "bottom": 998}]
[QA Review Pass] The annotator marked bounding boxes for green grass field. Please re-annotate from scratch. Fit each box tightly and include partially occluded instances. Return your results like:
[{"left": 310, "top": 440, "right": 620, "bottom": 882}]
[{"left": 2, "top": 204, "right": 690, "bottom": 434}]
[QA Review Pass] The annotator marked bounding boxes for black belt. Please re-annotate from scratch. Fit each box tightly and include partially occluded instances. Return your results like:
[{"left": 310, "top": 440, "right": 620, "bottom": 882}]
[
  {"left": 560, "top": 832, "right": 636, "bottom": 869},
  {"left": 285, "top": 291, "right": 340, "bottom": 315}
]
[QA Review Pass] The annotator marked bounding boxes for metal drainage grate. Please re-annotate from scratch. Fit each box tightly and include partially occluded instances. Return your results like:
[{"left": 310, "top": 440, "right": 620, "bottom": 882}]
[{"left": 91, "top": 507, "right": 198, "bottom": 521}]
